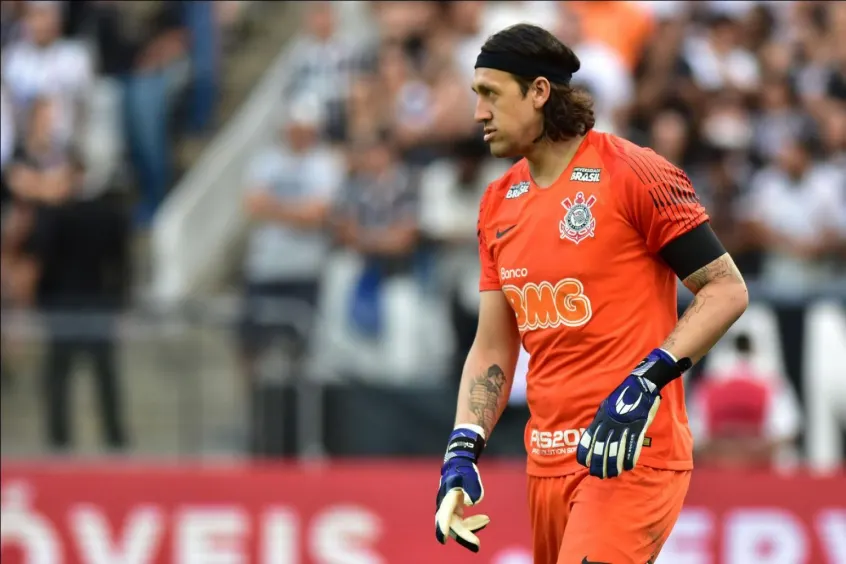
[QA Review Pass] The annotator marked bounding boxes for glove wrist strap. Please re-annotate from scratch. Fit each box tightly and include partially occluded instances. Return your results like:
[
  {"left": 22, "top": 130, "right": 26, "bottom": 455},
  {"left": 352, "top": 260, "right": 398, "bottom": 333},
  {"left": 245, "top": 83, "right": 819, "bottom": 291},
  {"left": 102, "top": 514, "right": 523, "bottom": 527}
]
[
  {"left": 445, "top": 428, "right": 486, "bottom": 463},
  {"left": 642, "top": 348, "right": 692, "bottom": 390}
]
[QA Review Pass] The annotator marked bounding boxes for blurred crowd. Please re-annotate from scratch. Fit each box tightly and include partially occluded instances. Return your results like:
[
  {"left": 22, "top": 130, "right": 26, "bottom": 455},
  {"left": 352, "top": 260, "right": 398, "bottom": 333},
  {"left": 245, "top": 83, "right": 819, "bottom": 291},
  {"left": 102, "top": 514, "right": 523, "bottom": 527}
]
[
  {"left": 240, "top": 0, "right": 845, "bottom": 463},
  {"left": 0, "top": 0, "right": 251, "bottom": 450},
  {"left": 0, "top": 0, "right": 843, "bottom": 464}
]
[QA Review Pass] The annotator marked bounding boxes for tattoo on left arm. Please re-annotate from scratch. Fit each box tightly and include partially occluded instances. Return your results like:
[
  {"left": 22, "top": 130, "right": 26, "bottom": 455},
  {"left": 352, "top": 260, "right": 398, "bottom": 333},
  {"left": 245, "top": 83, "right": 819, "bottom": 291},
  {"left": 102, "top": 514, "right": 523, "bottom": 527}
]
[
  {"left": 682, "top": 254, "right": 744, "bottom": 294},
  {"left": 661, "top": 254, "right": 747, "bottom": 357}
]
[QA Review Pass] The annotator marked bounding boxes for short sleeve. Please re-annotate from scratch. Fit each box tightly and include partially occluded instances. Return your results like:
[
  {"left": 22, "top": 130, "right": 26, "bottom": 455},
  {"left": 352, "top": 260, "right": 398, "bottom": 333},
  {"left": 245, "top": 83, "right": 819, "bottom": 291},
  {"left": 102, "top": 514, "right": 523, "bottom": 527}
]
[
  {"left": 622, "top": 150, "right": 709, "bottom": 255},
  {"left": 308, "top": 149, "right": 346, "bottom": 201},
  {"left": 477, "top": 185, "right": 500, "bottom": 291},
  {"left": 65, "top": 42, "right": 94, "bottom": 94}
]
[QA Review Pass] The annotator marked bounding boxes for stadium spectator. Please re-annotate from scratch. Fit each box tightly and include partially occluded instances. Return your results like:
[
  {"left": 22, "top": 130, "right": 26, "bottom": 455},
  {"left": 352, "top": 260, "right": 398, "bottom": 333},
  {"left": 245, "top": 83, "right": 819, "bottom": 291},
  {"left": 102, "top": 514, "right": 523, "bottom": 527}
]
[
  {"left": 239, "top": 94, "right": 344, "bottom": 451},
  {"left": 567, "top": 0, "right": 655, "bottom": 70},
  {"left": 629, "top": 15, "right": 700, "bottom": 145},
  {"left": 648, "top": 104, "right": 695, "bottom": 171},
  {"left": 81, "top": 0, "right": 190, "bottom": 226},
  {"left": 30, "top": 154, "right": 130, "bottom": 452},
  {"left": 752, "top": 75, "right": 816, "bottom": 164},
  {"left": 698, "top": 148, "right": 761, "bottom": 275},
  {"left": 689, "top": 333, "right": 802, "bottom": 471},
  {"left": 0, "top": 0, "right": 24, "bottom": 48},
  {"left": 418, "top": 140, "right": 509, "bottom": 379},
  {"left": 3, "top": 96, "right": 68, "bottom": 307},
  {"left": 742, "top": 130, "right": 846, "bottom": 293},
  {"left": 285, "top": 1, "right": 366, "bottom": 144},
  {"left": 332, "top": 129, "right": 420, "bottom": 339},
  {"left": 683, "top": 12, "right": 761, "bottom": 95},
  {"left": 2, "top": 0, "right": 93, "bottom": 149},
  {"left": 3, "top": 91, "right": 130, "bottom": 450},
  {"left": 554, "top": 2, "right": 633, "bottom": 135}
]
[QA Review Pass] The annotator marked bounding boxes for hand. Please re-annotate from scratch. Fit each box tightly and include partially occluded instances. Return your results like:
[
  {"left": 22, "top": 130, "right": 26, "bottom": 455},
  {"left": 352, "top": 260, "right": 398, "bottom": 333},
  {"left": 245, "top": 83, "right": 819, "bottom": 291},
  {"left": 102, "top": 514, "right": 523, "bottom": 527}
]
[
  {"left": 243, "top": 190, "right": 276, "bottom": 219},
  {"left": 41, "top": 179, "right": 73, "bottom": 206},
  {"left": 576, "top": 349, "right": 688, "bottom": 479},
  {"left": 435, "top": 426, "right": 490, "bottom": 552}
]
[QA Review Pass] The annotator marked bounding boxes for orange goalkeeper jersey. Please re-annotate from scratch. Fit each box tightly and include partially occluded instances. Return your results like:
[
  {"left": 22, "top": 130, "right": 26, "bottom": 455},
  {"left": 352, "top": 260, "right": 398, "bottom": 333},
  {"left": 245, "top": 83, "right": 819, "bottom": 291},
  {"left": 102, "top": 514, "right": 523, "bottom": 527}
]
[{"left": 477, "top": 130, "right": 708, "bottom": 477}]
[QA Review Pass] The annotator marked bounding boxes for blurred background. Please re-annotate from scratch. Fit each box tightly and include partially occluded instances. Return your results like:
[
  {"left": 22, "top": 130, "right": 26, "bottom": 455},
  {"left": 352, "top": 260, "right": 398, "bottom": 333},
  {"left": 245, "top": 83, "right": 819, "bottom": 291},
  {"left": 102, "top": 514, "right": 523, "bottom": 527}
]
[{"left": 1, "top": 1, "right": 844, "bottom": 563}]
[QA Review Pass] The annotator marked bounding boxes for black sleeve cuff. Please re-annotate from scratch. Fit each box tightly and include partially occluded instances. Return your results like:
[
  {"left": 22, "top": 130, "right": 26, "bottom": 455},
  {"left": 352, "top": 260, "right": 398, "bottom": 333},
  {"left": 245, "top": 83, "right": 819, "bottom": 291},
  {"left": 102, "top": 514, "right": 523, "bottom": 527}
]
[{"left": 659, "top": 222, "right": 726, "bottom": 281}]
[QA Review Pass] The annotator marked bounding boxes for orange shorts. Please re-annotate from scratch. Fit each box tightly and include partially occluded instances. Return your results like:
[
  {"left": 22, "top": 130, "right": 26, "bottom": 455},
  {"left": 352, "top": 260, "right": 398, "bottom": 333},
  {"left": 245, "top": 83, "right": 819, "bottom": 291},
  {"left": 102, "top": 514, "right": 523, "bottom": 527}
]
[{"left": 528, "top": 467, "right": 691, "bottom": 564}]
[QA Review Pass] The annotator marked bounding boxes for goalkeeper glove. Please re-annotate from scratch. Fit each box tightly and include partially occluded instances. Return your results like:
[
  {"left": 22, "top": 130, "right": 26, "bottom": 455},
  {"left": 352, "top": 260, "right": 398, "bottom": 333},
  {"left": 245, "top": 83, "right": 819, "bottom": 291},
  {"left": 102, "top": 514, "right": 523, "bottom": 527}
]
[
  {"left": 576, "top": 348, "right": 691, "bottom": 479},
  {"left": 435, "top": 425, "right": 490, "bottom": 552}
]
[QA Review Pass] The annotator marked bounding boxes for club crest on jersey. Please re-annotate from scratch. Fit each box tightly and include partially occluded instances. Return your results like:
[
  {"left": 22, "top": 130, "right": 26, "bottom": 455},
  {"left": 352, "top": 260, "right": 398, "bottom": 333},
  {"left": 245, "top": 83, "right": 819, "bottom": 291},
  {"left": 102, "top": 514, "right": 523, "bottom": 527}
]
[
  {"left": 560, "top": 192, "right": 597, "bottom": 244},
  {"left": 505, "top": 181, "right": 530, "bottom": 199},
  {"left": 570, "top": 167, "right": 601, "bottom": 182}
]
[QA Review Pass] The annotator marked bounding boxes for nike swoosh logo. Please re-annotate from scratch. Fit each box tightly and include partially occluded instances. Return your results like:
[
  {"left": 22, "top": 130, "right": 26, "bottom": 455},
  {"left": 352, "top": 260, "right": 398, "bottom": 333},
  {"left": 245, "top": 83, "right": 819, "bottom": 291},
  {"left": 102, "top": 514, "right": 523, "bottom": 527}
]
[
  {"left": 496, "top": 225, "right": 517, "bottom": 239},
  {"left": 582, "top": 558, "right": 611, "bottom": 564}
]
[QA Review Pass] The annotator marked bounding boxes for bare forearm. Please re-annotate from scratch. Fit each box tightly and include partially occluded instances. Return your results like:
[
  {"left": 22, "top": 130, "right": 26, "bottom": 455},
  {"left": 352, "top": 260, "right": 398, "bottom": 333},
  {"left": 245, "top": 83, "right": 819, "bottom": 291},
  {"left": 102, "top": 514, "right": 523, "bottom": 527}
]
[
  {"left": 246, "top": 196, "right": 329, "bottom": 230},
  {"left": 454, "top": 347, "right": 517, "bottom": 439},
  {"left": 358, "top": 225, "right": 418, "bottom": 256},
  {"left": 662, "top": 253, "right": 748, "bottom": 364},
  {"left": 268, "top": 205, "right": 328, "bottom": 229}
]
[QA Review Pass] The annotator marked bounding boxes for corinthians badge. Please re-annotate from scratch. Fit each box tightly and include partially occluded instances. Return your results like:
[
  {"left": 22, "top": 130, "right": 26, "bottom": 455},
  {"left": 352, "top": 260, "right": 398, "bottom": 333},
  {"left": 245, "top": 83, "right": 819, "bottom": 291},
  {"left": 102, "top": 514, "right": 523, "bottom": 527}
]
[{"left": 559, "top": 192, "right": 597, "bottom": 244}]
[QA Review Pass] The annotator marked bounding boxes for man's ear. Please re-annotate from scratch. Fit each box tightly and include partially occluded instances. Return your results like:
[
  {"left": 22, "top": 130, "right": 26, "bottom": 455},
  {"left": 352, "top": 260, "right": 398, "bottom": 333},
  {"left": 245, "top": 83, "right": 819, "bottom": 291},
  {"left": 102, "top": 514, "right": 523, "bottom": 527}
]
[{"left": 531, "top": 77, "right": 551, "bottom": 110}]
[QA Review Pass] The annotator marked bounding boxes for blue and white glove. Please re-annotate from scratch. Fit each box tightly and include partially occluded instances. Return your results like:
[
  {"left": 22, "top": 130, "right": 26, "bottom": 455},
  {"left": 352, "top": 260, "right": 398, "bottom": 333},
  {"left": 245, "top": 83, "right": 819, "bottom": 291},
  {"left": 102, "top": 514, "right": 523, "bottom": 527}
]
[
  {"left": 576, "top": 349, "right": 691, "bottom": 479},
  {"left": 435, "top": 425, "right": 490, "bottom": 552}
]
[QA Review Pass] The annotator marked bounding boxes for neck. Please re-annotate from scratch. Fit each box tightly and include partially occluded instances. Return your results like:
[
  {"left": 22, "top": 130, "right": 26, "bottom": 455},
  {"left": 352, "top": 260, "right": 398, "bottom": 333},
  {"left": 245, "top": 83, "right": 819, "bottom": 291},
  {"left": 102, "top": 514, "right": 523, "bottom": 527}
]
[{"left": 525, "top": 134, "right": 586, "bottom": 188}]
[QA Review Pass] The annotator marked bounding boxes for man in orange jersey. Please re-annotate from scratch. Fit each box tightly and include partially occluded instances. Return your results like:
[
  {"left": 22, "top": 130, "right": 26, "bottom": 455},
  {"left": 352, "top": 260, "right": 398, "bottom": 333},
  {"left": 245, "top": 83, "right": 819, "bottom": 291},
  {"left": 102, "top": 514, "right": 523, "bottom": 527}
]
[{"left": 434, "top": 24, "right": 749, "bottom": 564}]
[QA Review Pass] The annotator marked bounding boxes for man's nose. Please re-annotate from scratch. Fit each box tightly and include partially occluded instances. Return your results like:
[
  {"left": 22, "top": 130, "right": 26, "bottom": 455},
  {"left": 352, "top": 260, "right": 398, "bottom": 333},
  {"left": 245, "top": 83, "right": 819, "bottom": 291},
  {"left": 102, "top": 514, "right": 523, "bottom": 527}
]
[{"left": 474, "top": 99, "right": 491, "bottom": 124}]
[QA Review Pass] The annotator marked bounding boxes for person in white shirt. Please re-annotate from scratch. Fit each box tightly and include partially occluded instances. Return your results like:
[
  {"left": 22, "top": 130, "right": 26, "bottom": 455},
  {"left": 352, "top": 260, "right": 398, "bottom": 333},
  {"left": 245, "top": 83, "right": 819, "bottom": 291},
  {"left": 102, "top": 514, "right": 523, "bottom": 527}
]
[
  {"left": 2, "top": 1, "right": 93, "bottom": 148},
  {"left": 683, "top": 13, "right": 761, "bottom": 95},
  {"left": 238, "top": 95, "right": 344, "bottom": 454},
  {"left": 743, "top": 131, "right": 846, "bottom": 294}
]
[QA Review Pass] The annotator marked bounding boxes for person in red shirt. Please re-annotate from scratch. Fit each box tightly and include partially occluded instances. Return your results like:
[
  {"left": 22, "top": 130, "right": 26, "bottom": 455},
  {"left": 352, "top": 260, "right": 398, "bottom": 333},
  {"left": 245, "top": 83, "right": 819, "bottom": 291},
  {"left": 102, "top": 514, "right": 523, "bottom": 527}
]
[
  {"left": 690, "top": 333, "right": 803, "bottom": 470},
  {"left": 433, "top": 24, "right": 749, "bottom": 564}
]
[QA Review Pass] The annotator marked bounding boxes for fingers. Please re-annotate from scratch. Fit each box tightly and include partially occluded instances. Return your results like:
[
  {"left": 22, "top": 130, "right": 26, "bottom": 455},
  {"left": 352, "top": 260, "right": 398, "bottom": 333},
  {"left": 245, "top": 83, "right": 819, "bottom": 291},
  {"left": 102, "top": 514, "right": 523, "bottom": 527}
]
[
  {"left": 608, "top": 428, "right": 627, "bottom": 478},
  {"left": 623, "top": 399, "right": 660, "bottom": 471},
  {"left": 449, "top": 514, "right": 487, "bottom": 552},
  {"left": 463, "top": 514, "right": 490, "bottom": 533},
  {"left": 588, "top": 423, "right": 607, "bottom": 478},
  {"left": 436, "top": 489, "right": 461, "bottom": 544},
  {"left": 436, "top": 488, "right": 490, "bottom": 552},
  {"left": 576, "top": 424, "right": 596, "bottom": 467}
]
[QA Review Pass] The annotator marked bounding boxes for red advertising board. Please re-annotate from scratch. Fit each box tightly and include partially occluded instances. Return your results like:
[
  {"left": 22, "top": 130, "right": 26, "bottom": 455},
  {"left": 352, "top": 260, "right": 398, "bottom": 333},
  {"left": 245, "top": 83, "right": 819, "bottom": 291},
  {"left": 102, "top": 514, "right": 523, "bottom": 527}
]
[{"left": 1, "top": 461, "right": 844, "bottom": 564}]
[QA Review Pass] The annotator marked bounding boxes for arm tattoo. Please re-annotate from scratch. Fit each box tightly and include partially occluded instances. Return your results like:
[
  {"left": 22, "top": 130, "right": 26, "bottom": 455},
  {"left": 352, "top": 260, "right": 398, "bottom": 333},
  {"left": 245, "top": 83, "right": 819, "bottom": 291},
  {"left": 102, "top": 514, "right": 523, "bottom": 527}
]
[
  {"left": 467, "top": 364, "right": 507, "bottom": 438},
  {"left": 663, "top": 255, "right": 746, "bottom": 352},
  {"left": 662, "top": 289, "right": 711, "bottom": 351},
  {"left": 682, "top": 254, "right": 743, "bottom": 294}
]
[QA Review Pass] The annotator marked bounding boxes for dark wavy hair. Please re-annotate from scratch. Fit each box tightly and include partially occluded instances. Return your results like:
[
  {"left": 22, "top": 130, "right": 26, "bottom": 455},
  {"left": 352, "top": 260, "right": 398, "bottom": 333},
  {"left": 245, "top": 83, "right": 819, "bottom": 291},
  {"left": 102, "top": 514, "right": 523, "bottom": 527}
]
[{"left": 480, "top": 24, "right": 596, "bottom": 142}]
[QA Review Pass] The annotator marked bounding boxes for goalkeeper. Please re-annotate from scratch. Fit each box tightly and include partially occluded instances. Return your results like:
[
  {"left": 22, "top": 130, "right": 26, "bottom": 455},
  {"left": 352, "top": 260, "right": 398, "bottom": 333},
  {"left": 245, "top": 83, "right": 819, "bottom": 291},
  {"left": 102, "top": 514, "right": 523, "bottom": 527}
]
[{"left": 435, "top": 23, "right": 749, "bottom": 564}]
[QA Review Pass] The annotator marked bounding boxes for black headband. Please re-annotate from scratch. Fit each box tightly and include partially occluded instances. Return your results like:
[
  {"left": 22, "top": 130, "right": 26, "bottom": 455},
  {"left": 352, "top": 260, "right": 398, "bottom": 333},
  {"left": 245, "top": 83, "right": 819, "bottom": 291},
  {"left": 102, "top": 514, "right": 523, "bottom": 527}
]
[{"left": 474, "top": 51, "right": 573, "bottom": 85}]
